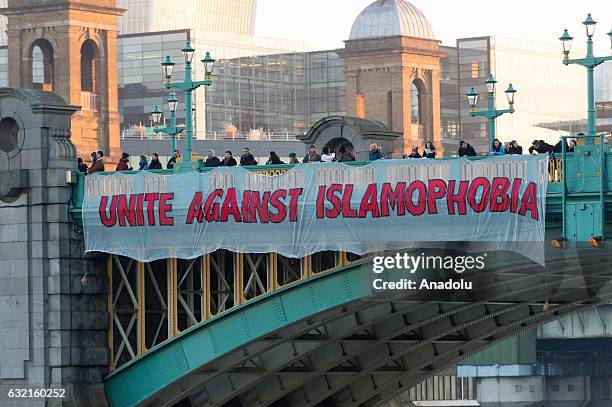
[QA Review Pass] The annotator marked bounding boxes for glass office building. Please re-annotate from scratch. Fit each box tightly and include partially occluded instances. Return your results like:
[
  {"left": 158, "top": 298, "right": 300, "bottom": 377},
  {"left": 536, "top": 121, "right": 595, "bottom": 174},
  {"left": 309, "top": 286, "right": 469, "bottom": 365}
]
[
  {"left": 0, "top": 46, "right": 7, "bottom": 86},
  {"left": 452, "top": 36, "right": 587, "bottom": 154},
  {"left": 117, "top": 29, "right": 307, "bottom": 138},
  {"left": 117, "top": 0, "right": 257, "bottom": 36},
  {"left": 205, "top": 50, "right": 344, "bottom": 138}
]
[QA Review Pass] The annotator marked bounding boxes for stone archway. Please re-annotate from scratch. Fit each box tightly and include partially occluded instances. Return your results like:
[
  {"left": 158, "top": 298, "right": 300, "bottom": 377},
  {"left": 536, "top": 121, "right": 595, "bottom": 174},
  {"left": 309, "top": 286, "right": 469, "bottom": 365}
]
[
  {"left": 325, "top": 137, "right": 355, "bottom": 155},
  {"left": 298, "top": 116, "right": 401, "bottom": 160}
]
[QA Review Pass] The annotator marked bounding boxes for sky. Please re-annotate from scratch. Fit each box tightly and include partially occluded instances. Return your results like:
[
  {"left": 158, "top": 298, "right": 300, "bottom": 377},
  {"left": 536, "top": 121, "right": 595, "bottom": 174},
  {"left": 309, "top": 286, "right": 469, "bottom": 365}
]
[{"left": 255, "top": 0, "right": 611, "bottom": 54}]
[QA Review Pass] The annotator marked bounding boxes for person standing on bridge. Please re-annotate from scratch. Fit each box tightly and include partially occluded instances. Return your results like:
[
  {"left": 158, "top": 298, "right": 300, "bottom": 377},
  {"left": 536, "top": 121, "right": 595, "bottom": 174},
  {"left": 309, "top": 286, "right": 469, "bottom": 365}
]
[
  {"left": 267, "top": 151, "right": 284, "bottom": 165},
  {"left": 167, "top": 149, "right": 180, "bottom": 169},
  {"left": 77, "top": 157, "right": 88, "bottom": 174},
  {"left": 116, "top": 152, "right": 132, "bottom": 171},
  {"left": 148, "top": 153, "right": 162, "bottom": 170},
  {"left": 507, "top": 140, "right": 523, "bottom": 155},
  {"left": 138, "top": 154, "right": 148, "bottom": 170},
  {"left": 491, "top": 139, "right": 506, "bottom": 155},
  {"left": 423, "top": 141, "right": 437, "bottom": 158},
  {"left": 88, "top": 151, "right": 105, "bottom": 174},
  {"left": 288, "top": 152, "right": 300, "bottom": 164},
  {"left": 321, "top": 146, "right": 336, "bottom": 162},
  {"left": 407, "top": 147, "right": 421, "bottom": 158},
  {"left": 240, "top": 147, "right": 258, "bottom": 166},
  {"left": 337, "top": 145, "right": 356, "bottom": 162},
  {"left": 303, "top": 144, "right": 322, "bottom": 163},
  {"left": 205, "top": 150, "right": 221, "bottom": 167},
  {"left": 369, "top": 143, "right": 384, "bottom": 161},
  {"left": 458, "top": 141, "right": 477, "bottom": 157},
  {"left": 220, "top": 150, "right": 237, "bottom": 167}
]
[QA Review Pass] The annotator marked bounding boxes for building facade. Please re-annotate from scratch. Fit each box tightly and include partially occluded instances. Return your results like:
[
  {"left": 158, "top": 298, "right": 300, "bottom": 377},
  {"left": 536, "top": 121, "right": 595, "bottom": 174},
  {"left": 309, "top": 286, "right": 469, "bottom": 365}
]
[
  {"left": 0, "top": 0, "right": 124, "bottom": 162},
  {"left": 117, "top": 0, "right": 257, "bottom": 36}
]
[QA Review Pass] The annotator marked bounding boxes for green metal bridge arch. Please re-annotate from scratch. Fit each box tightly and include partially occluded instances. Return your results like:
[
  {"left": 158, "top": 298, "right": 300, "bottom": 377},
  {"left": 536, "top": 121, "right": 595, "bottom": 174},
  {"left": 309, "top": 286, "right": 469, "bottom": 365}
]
[{"left": 104, "top": 247, "right": 612, "bottom": 407}]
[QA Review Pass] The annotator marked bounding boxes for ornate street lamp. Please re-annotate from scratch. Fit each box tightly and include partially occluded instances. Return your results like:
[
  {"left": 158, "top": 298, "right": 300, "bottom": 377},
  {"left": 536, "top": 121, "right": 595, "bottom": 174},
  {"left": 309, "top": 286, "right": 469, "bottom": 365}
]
[
  {"left": 466, "top": 87, "right": 478, "bottom": 110},
  {"left": 168, "top": 92, "right": 178, "bottom": 113},
  {"left": 151, "top": 105, "right": 162, "bottom": 125},
  {"left": 485, "top": 74, "right": 497, "bottom": 94},
  {"left": 465, "top": 74, "right": 516, "bottom": 154},
  {"left": 201, "top": 52, "right": 215, "bottom": 80},
  {"left": 162, "top": 55, "right": 175, "bottom": 84},
  {"left": 559, "top": 29, "right": 573, "bottom": 60},
  {"left": 161, "top": 41, "right": 214, "bottom": 166},
  {"left": 558, "top": 13, "right": 611, "bottom": 243},
  {"left": 583, "top": 13, "right": 596, "bottom": 37},
  {"left": 559, "top": 14, "right": 611, "bottom": 137},
  {"left": 505, "top": 83, "right": 516, "bottom": 108},
  {"left": 151, "top": 93, "right": 184, "bottom": 155}
]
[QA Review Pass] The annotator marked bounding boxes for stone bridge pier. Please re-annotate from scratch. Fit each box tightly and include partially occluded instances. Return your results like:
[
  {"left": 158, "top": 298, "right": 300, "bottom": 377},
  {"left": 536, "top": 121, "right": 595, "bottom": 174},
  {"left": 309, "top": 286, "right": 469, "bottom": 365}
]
[{"left": 0, "top": 88, "right": 108, "bottom": 406}]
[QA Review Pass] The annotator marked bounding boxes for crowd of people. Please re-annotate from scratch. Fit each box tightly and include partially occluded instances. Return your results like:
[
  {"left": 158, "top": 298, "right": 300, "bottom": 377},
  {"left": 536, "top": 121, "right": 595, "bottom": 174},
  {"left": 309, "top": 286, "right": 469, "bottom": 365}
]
[{"left": 78, "top": 138, "right": 579, "bottom": 174}]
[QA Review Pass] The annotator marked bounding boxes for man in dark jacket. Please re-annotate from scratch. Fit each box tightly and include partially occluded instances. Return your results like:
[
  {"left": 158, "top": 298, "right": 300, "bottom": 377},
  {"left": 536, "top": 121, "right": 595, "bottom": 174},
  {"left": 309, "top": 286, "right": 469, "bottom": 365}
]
[
  {"left": 220, "top": 150, "right": 237, "bottom": 166},
  {"left": 148, "top": 153, "right": 163, "bottom": 169},
  {"left": 205, "top": 150, "right": 221, "bottom": 167},
  {"left": 458, "top": 141, "right": 477, "bottom": 157},
  {"left": 240, "top": 147, "right": 258, "bottom": 166},
  {"left": 529, "top": 140, "right": 561, "bottom": 155},
  {"left": 507, "top": 140, "right": 523, "bottom": 155},
  {"left": 167, "top": 149, "right": 180, "bottom": 169}
]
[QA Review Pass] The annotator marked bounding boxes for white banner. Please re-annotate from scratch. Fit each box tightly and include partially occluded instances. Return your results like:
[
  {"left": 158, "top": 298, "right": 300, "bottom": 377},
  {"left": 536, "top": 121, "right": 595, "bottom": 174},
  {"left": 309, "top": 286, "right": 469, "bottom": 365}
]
[{"left": 83, "top": 156, "right": 548, "bottom": 263}]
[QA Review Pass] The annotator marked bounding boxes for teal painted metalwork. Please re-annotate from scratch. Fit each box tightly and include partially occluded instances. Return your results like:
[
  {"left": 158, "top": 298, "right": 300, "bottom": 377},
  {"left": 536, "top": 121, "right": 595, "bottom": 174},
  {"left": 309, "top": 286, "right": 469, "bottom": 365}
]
[
  {"left": 104, "top": 260, "right": 372, "bottom": 407},
  {"left": 466, "top": 74, "right": 516, "bottom": 153}
]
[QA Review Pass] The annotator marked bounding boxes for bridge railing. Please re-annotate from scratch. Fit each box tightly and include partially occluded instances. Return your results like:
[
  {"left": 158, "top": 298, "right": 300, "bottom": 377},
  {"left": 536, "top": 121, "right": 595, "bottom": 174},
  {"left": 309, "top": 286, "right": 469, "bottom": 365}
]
[{"left": 69, "top": 156, "right": 565, "bottom": 224}]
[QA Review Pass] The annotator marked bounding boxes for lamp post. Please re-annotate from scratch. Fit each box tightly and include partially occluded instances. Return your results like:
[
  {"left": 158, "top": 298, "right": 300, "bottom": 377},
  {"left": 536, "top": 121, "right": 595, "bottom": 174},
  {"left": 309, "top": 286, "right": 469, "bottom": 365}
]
[
  {"left": 558, "top": 14, "right": 611, "bottom": 243},
  {"left": 161, "top": 41, "right": 214, "bottom": 164},
  {"left": 558, "top": 14, "right": 611, "bottom": 137},
  {"left": 466, "top": 74, "right": 516, "bottom": 154},
  {"left": 151, "top": 93, "right": 184, "bottom": 155}
]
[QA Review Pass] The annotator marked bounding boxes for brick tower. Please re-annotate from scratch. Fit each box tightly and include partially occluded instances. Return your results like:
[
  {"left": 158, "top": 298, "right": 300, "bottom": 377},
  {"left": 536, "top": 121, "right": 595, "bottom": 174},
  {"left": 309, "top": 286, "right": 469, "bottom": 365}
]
[
  {"left": 339, "top": 0, "right": 445, "bottom": 157},
  {"left": 1, "top": 0, "right": 124, "bottom": 163}
]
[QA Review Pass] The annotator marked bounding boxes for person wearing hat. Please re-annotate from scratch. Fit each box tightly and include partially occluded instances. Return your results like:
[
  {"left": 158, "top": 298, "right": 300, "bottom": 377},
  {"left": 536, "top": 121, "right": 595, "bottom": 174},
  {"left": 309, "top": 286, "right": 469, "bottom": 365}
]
[
  {"left": 303, "top": 144, "right": 321, "bottom": 163},
  {"left": 288, "top": 152, "right": 299, "bottom": 164},
  {"left": 116, "top": 152, "right": 132, "bottom": 171}
]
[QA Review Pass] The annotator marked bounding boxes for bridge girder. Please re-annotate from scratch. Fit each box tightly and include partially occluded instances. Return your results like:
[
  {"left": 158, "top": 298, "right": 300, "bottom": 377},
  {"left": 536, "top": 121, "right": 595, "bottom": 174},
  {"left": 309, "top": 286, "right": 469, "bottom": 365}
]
[{"left": 116, "top": 250, "right": 612, "bottom": 407}]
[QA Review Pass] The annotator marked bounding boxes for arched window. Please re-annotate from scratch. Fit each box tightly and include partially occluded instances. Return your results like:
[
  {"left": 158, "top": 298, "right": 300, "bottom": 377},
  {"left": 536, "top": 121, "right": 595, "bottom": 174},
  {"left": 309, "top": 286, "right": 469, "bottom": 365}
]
[
  {"left": 81, "top": 40, "right": 98, "bottom": 92},
  {"left": 31, "top": 40, "right": 54, "bottom": 91},
  {"left": 411, "top": 82, "right": 421, "bottom": 124}
]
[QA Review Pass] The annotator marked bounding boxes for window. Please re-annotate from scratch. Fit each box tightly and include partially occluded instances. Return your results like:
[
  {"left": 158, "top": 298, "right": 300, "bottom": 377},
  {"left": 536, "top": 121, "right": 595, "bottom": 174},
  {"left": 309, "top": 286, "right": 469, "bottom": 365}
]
[
  {"left": 30, "top": 39, "right": 54, "bottom": 91},
  {"left": 568, "top": 384, "right": 575, "bottom": 392},
  {"left": 387, "top": 90, "right": 393, "bottom": 129},
  {"left": 471, "top": 62, "right": 479, "bottom": 79},
  {"left": 411, "top": 82, "right": 422, "bottom": 124},
  {"left": 552, "top": 384, "right": 560, "bottom": 392},
  {"left": 81, "top": 40, "right": 98, "bottom": 92}
]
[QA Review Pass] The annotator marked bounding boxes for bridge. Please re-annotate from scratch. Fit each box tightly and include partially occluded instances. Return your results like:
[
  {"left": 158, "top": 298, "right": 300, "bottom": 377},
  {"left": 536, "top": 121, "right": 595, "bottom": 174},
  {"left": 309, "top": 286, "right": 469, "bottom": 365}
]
[{"left": 64, "top": 138, "right": 612, "bottom": 406}]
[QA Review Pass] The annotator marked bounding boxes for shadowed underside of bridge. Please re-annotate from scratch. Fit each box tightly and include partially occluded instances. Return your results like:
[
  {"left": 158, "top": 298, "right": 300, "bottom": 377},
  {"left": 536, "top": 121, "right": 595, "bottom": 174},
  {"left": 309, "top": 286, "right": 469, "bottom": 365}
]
[{"left": 104, "top": 246, "right": 612, "bottom": 407}]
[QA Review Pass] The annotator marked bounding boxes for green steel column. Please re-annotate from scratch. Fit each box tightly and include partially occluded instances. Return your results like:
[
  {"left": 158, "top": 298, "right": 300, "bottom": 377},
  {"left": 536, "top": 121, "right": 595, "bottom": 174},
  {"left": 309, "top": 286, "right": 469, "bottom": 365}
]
[
  {"left": 488, "top": 92, "right": 496, "bottom": 154},
  {"left": 184, "top": 62, "right": 194, "bottom": 162},
  {"left": 586, "top": 36, "right": 596, "bottom": 136},
  {"left": 170, "top": 110, "right": 176, "bottom": 155}
]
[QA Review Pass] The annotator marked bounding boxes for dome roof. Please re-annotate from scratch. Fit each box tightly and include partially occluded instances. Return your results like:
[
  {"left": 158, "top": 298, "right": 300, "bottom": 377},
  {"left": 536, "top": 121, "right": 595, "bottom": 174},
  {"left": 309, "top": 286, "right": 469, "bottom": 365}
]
[{"left": 349, "top": 0, "right": 434, "bottom": 41}]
